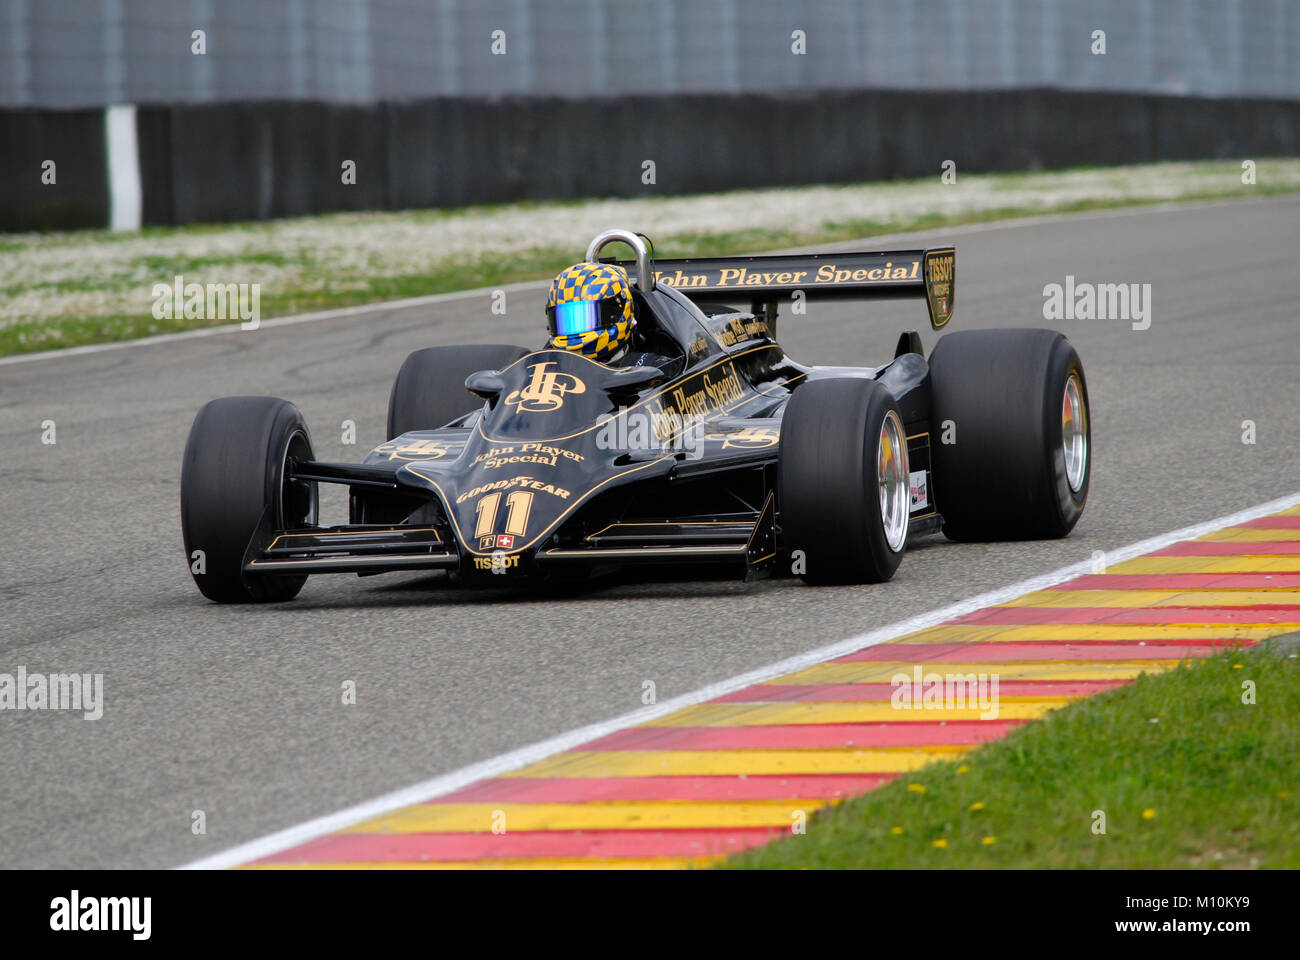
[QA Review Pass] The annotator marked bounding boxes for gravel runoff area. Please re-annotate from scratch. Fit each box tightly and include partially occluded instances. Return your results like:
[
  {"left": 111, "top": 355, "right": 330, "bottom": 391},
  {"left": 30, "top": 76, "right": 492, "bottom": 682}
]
[{"left": 3, "top": 158, "right": 1298, "bottom": 353}]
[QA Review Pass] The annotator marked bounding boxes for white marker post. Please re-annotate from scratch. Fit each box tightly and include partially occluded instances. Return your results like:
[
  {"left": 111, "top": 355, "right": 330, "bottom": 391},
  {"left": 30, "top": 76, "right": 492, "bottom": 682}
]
[{"left": 105, "top": 103, "right": 142, "bottom": 232}]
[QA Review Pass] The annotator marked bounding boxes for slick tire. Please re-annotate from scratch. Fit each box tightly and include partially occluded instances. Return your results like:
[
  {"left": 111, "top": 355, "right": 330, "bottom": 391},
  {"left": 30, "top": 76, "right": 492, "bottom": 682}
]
[
  {"left": 779, "top": 377, "right": 910, "bottom": 585},
  {"left": 387, "top": 344, "right": 530, "bottom": 439},
  {"left": 929, "top": 328, "right": 1091, "bottom": 542},
  {"left": 181, "top": 396, "right": 317, "bottom": 603}
]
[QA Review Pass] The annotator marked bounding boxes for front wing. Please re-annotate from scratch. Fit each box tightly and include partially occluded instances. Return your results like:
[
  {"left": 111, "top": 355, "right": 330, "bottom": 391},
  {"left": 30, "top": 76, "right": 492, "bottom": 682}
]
[{"left": 242, "top": 451, "right": 781, "bottom": 580}]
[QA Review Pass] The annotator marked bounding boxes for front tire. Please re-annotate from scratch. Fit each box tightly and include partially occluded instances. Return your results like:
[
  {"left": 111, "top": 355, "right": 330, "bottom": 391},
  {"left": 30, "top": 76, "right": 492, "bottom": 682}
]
[
  {"left": 929, "top": 328, "right": 1090, "bottom": 542},
  {"left": 779, "top": 377, "right": 910, "bottom": 584},
  {"left": 180, "top": 396, "right": 317, "bottom": 603},
  {"left": 387, "top": 344, "right": 529, "bottom": 439}
]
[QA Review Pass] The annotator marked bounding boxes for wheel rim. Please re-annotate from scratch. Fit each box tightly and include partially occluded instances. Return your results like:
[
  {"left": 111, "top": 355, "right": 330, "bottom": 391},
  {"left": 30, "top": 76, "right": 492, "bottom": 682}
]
[
  {"left": 281, "top": 429, "right": 318, "bottom": 529},
  {"left": 878, "top": 410, "right": 909, "bottom": 553},
  {"left": 1062, "top": 374, "right": 1088, "bottom": 494}
]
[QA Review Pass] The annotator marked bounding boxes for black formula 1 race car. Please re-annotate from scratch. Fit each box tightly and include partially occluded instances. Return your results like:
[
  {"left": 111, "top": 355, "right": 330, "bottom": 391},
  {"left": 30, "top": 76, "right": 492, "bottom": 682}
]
[{"left": 180, "top": 229, "right": 1090, "bottom": 602}]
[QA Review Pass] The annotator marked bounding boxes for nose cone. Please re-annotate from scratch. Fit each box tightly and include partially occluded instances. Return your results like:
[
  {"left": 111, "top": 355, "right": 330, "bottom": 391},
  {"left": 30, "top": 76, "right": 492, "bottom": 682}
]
[{"left": 397, "top": 351, "right": 680, "bottom": 565}]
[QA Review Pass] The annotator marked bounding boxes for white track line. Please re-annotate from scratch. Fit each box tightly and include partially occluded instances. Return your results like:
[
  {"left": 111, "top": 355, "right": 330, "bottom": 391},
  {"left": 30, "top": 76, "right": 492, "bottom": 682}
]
[
  {"left": 6, "top": 194, "right": 1293, "bottom": 370},
  {"left": 178, "top": 488, "right": 1300, "bottom": 870}
]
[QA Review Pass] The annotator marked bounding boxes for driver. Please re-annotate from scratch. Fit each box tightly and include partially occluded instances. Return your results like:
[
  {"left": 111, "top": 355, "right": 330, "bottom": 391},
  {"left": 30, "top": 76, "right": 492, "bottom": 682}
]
[{"left": 545, "top": 261, "right": 682, "bottom": 374}]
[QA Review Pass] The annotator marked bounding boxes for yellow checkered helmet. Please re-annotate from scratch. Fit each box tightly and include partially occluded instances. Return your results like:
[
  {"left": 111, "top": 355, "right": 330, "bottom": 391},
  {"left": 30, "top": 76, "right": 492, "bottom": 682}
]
[{"left": 545, "top": 261, "right": 636, "bottom": 363}]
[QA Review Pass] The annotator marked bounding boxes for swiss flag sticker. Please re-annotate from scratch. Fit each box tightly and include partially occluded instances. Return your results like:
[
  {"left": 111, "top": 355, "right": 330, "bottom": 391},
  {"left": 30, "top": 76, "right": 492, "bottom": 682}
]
[{"left": 496, "top": 535, "right": 515, "bottom": 549}]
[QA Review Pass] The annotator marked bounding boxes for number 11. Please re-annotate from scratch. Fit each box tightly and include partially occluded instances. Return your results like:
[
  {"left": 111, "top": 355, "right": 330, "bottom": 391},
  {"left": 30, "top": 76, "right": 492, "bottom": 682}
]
[{"left": 473, "top": 490, "right": 533, "bottom": 538}]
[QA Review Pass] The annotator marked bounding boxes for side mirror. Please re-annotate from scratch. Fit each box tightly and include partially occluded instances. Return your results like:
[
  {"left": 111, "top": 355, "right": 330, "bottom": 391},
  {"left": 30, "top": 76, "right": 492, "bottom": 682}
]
[
  {"left": 466, "top": 369, "right": 506, "bottom": 402},
  {"left": 604, "top": 365, "right": 665, "bottom": 399}
]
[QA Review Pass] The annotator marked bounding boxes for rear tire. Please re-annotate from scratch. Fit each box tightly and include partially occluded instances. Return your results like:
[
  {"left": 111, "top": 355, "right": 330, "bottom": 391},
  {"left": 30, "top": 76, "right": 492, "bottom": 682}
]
[
  {"left": 929, "top": 328, "right": 1090, "bottom": 542},
  {"left": 387, "top": 344, "right": 529, "bottom": 439},
  {"left": 180, "top": 397, "right": 317, "bottom": 603},
  {"left": 779, "top": 378, "right": 910, "bottom": 584}
]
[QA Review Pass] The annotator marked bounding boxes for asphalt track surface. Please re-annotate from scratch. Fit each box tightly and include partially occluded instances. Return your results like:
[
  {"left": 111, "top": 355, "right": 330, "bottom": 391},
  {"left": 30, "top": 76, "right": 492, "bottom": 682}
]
[{"left": 1, "top": 197, "right": 1297, "bottom": 868}]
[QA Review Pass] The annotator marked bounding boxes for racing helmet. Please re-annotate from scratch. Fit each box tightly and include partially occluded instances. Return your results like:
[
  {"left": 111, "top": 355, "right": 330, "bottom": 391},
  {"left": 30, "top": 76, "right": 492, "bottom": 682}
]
[{"left": 545, "top": 261, "right": 636, "bottom": 363}]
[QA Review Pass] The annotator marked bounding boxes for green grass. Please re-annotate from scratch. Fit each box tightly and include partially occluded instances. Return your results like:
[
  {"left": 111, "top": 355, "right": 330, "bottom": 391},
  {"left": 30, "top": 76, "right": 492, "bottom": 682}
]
[
  {"left": 4, "top": 158, "right": 1299, "bottom": 357},
  {"left": 723, "top": 643, "right": 1300, "bottom": 869}
]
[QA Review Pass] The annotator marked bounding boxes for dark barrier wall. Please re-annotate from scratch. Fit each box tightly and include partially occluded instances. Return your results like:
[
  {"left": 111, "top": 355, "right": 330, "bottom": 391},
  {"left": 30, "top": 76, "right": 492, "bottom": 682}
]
[
  {"left": 5, "top": 89, "right": 1300, "bottom": 231},
  {"left": 0, "top": 110, "right": 109, "bottom": 232},
  {"left": 136, "top": 102, "right": 391, "bottom": 225}
]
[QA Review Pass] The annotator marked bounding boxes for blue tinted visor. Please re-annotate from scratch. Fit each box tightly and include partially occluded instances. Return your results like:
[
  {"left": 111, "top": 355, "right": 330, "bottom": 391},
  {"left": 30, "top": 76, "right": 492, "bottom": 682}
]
[{"left": 547, "top": 298, "right": 621, "bottom": 337}]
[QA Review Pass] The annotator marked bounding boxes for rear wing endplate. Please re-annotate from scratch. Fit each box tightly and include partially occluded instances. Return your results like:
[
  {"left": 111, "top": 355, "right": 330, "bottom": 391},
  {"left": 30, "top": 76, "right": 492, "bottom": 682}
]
[{"left": 619, "top": 246, "right": 955, "bottom": 330}]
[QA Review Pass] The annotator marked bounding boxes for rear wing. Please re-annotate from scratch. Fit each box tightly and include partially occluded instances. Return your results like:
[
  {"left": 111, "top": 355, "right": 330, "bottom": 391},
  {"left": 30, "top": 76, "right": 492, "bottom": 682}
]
[{"left": 617, "top": 246, "right": 955, "bottom": 330}]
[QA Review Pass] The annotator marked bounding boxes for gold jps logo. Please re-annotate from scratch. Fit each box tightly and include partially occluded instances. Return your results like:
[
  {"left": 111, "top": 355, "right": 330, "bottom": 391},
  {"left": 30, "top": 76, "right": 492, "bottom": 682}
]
[
  {"left": 504, "top": 362, "right": 587, "bottom": 413},
  {"left": 373, "top": 438, "right": 450, "bottom": 461},
  {"left": 712, "top": 426, "right": 780, "bottom": 449}
]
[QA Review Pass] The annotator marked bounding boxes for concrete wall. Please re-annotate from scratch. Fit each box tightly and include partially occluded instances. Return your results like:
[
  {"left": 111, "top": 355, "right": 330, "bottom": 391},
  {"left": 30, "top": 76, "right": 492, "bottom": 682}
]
[{"left": 5, "top": 88, "right": 1297, "bottom": 232}]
